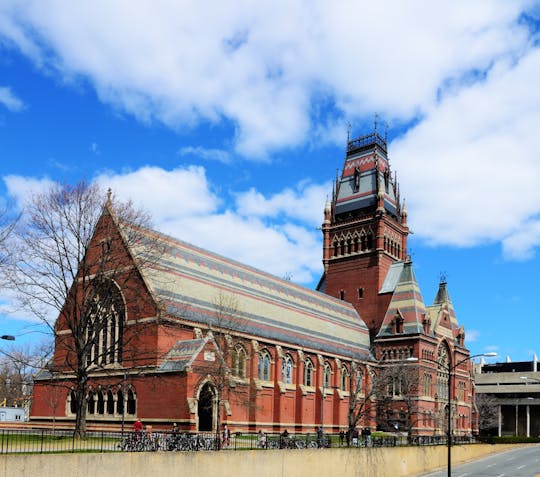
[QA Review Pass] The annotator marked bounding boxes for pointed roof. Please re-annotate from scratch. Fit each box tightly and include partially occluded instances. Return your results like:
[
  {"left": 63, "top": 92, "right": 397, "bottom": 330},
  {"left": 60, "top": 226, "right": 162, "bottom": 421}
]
[
  {"left": 334, "top": 131, "right": 401, "bottom": 219},
  {"left": 123, "top": 223, "right": 371, "bottom": 360},
  {"left": 159, "top": 334, "right": 222, "bottom": 372},
  {"left": 426, "top": 279, "right": 459, "bottom": 337},
  {"left": 377, "top": 260, "right": 427, "bottom": 337}
]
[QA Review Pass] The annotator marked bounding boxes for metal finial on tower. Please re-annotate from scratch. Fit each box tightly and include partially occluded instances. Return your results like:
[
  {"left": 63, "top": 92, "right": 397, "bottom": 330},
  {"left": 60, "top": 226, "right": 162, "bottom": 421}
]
[
  {"left": 374, "top": 113, "right": 379, "bottom": 134},
  {"left": 439, "top": 271, "right": 447, "bottom": 284},
  {"left": 106, "top": 188, "right": 112, "bottom": 206},
  {"left": 384, "top": 122, "right": 389, "bottom": 143},
  {"left": 347, "top": 121, "right": 351, "bottom": 144}
]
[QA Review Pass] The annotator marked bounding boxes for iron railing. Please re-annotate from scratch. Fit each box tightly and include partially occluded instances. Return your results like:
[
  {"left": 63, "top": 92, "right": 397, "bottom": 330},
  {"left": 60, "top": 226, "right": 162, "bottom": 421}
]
[{"left": 0, "top": 428, "right": 477, "bottom": 454}]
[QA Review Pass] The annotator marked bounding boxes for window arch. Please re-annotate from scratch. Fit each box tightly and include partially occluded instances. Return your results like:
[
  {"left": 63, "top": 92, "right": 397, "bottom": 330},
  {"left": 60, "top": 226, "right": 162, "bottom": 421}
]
[
  {"left": 232, "top": 345, "right": 247, "bottom": 378},
  {"left": 323, "top": 361, "right": 332, "bottom": 388},
  {"left": 106, "top": 389, "right": 115, "bottom": 414},
  {"left": 86, "top": 279, "right": 125, "bottom": 367},
  {"left": 69, "top": 390, "right": 77, "bottom": 415},
  {"left": 97, "top": 389, "right": 105, "bottom": 414},
  {"left": 304, "top": 358, "right": 314, "bottom": 386},
  {"left": 126, "top": 388, "right": 136, "bottom": 415},
  {"left": 257, "top": 350, "right": 272, "bottom": 381},
  {"left": 340, "top": 365, "right": 350, "bottom": 391},
  {"left": 87, "top": 390, "right": 95, "bottom": 414},
  {"left": 281, "top": 354, "right": 294, "bottom": 384},
  {"left": 437, "top": 342, "right": 450, "bottom": 400}
]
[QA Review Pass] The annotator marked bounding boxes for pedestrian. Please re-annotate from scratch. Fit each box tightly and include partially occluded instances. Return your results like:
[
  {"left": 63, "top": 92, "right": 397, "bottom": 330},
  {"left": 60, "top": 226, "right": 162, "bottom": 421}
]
[
  {"left": 133, "top": 419, "right": 143, "bottom": 439},
  {"left": 222, "top": 424, "right": 231, "bottom": 448},
  {"left": 257, "top": 430, "right": 267, "bottom": 448},
  {"left": 365, "top": 427, "right": 372, "bottom": 447},
  {"left": 339, "top": 429, "right": 345, "bottom": 447},
  {"left": 316, "top": 426, "right": 323, "bottom": 448},
  {"left": 280, "top": 429, "right": 290, "bottom": 448},
  {"left": 352, "top": 427, "right": 359, "bottom": 447}
]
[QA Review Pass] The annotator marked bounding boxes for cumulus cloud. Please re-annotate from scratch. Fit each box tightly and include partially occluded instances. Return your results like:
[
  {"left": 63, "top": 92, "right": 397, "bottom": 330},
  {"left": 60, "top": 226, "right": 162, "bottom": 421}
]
[
  {"left": 5, "top": 165, "right": 327, "bottom": 284},
  {"left": 393, "top": 45, "right": 540, "bottom": 258},
  {"left": 1, "top": 1, "right": 540, "bottom": 261},
  {"left": 0, "top": 1, "right": 531, "bottom": 157},
  {"left": 0, "top": 86, "right": 24, "bottom": 112}
]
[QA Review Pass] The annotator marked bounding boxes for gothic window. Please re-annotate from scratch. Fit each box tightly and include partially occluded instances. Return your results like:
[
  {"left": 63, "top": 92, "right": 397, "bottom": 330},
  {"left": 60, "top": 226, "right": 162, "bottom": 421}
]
[
  {"left": 87, "top": 391, "right": 95, "bottom": 414},
  {"left": 232, "top": 345, "right": 247, "bottom": 378},
  {"left": 333, "top": 239, "right": 338, "bottom": 257},
  {"left": 107, "top": 390, "right": 115, "bottom": 414},
  {"left": 97, "top": 390, "right": 105, "bottom": 414},
  {"left": 86, "top": 279, "right": 125, "bottom": 367},
  {"left": 323, "top": 362, "right": 332, "bottom": 388},
  {"left": 339, "top": 290, "right": 345, "bottom": 300},
  {"left": 361, "top": 234, "right": 367, "bottom": 251},
  {"left": 304, "top": 358, "right": 314, "bottom": 386},
  {"left": 69, "top": 390, "right": 77, "bottom": 414},
  {"left": 366, "top": 232, "right": 373, "bottom": 250},
  {"left": 281, "top": 354, "right": 294, "bottom": 384},
  {"left": 358, "top": 287, "right": 364, "bottom": 299},
  {"left": 258, "top": 350, "right": 272, "bottom": 381},
  {"left": 340, "top": 365, "right": 350, "bottom": 391},
  {"left": 117, "top": 389, "right": 124, "bottom": 415},
  {"left": 353, "top": 168, "right": 360, "bottom": 192},
  {"left": 437, "top": 343, "right": 450, "bottom": 400},
  {"left": 353, "top": 236, "right": 359, "bottom": 253},
  {"left": 127, "top": 389, "right": 136, "bottom": 415},
  {"left": 354, "top": 369, "right": 362, "bottom": 393}
]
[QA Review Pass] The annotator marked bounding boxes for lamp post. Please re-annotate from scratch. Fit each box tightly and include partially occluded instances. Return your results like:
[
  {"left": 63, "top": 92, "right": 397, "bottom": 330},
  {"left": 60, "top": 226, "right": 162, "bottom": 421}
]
[
  {"left": 409, "top": 351, "right": 497, "bottom": 477},
  {"left": 0, "top": 335, "right": 15, "bottom": 341}
]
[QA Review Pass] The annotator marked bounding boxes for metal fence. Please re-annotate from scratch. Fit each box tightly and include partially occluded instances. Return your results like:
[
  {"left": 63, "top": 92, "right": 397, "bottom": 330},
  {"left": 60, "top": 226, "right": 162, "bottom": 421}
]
[{"left": 0, "top": 428, "right": 476, "bottom": 454}]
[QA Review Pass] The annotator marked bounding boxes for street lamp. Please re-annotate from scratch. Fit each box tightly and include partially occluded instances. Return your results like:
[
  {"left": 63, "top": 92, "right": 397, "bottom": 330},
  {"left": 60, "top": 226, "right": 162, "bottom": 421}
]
[
  {"left": 520, "top": 376, "right": 540, "bottom": 384},
  {"left": 0, "top": 335, "right": 15, "bottom": 341},
  {"left": 409, "top": 351, "right": 497, "bottom": 477}
]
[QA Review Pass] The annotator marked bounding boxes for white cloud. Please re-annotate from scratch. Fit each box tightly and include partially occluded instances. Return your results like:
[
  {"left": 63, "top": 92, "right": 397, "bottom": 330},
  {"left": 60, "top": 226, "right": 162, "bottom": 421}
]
[
  {"left": 393, "top": 45, "right": 540, "bottom": 257},
  {"left": 0, "top": 1, "right": 531, "bottom": 156},
  {"left": 3, "top": 175, "right": 55, "bottom": 207},
  {"left": 6, "top": 165, "right": 327, "bottom": 285},
  {"left": 465, "top": 329, "right": 480, "bottom": 342},
  {"left": 0, "top": 86, "right": 24, "bottom": 112},
  {"left": 178, "top": 146, "right": 232, "bottom": 164}
]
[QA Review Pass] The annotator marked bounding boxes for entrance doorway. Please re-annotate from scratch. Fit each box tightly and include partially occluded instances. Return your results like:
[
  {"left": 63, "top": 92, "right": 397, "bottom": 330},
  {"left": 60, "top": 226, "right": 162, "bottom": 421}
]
[{"left": 198, "top": 383, "right": 215, "bottom": 432}]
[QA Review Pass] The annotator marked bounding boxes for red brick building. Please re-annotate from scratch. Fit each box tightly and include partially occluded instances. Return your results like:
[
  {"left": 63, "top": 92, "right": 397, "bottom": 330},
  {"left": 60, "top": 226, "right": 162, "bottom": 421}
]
[{"left": 31, "top": 131, "right": 474, "bottom": 436}]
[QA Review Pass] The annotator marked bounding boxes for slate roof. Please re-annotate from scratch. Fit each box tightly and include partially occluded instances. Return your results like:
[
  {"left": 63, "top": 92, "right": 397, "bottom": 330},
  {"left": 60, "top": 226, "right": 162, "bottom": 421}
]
[
  {"left": 127, "top": 224, "right": 371, "bottom": 360},
  {"left": 377, "top": 260, "right": 427, "bottom": 337}
]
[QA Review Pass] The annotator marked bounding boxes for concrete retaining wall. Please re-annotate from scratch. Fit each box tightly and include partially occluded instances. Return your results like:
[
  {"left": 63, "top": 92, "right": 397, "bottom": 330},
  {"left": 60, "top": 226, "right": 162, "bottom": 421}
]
[{"left": 0, "top": 444, "right": 518, "bottom": 477}]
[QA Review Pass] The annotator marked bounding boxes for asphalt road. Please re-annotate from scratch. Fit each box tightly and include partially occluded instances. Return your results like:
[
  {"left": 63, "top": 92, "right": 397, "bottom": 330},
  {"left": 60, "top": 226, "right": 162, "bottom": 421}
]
[{"left": 418, "top": 445, "right": 540, "bottom": 477}]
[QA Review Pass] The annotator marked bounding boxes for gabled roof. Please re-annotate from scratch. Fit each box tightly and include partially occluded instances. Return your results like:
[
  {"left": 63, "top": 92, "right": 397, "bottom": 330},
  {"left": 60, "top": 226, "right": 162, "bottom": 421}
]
[
  {"left": 126, "top": 224, "right": 371, "bottom": 360},
  {"left": 377, "top": 260, "right": 426, "bottom": 337},
  {"left": 426, "top": 280, "right": 459, "bottom": 337},
  {"left": 159, "top": 334, "right": 221, "bottom": 372}
]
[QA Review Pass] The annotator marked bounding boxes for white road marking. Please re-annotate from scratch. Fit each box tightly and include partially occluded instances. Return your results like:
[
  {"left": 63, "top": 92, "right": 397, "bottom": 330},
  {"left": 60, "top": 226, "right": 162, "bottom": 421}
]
[{"left": 517, "top": 464, "right": 526, "bottom": 469}]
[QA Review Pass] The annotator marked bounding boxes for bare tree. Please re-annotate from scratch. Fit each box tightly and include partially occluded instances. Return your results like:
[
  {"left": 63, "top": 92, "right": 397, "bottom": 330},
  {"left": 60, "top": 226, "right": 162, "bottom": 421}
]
[
  {"left": 347, "top": 363, "right": 377, "bottom": 431},
  {"left": 6, "top": 181, "right": 162, "bottom": 436},
  {"left": 475, "top": 393, "right": 499, "bottom": 435},
  {"left": 374, "top": 363, "right": 420, "bottom": 437}
]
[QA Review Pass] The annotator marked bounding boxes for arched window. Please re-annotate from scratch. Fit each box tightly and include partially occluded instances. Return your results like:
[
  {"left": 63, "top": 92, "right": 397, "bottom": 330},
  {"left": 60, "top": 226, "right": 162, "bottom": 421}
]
[
  {"left": 87, "top": 391, "right": 95, "bottom": 414},
  {"left": 423, "top": 373, "right": 432, "bottom": 396},
  {"left": 69, "top": 390, "right": 77, "bottom": 415},
  {"left": 97, "top": 390, "right": 105, "bottom": 414},
  {"left": 258, "top": 350, "right": 271, "bottom": 381},
  {"left": 340, "top": 365, "right": 350, "bottom": 391},
  {"left": 304, "top": 358, "right": 314, "bottom": 386},
  {"left": 355, "top": 369, "right": 362, "bottom": 393},
  {"left": 323, "top": 362, "right": 332, "bottom": 388},
  {"left": 107, "top": 390, "right": 115, "bottom": 414},
  {"left": 232, "top": 346, "right": 247, "bottom": 378},
  {"left": 127, "top": 388, "right": 136, "bottom": 415},
  {"left": 437, "top": 343, "right": 450, "bottom": 400},
  {"left": 117, "top": 389, "right": 124, "bottom": 415},
  {"left": 281, "top": 354, "right": 294, "bottom": 384},
  {"left": 86, "top": 279, "right": 125, "bottom": 367}
]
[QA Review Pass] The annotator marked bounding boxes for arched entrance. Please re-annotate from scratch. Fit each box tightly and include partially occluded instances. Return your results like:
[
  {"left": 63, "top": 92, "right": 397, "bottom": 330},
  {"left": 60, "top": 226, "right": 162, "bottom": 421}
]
[{"left": 197, "top": 383, "right": 215, "bottom": 432}]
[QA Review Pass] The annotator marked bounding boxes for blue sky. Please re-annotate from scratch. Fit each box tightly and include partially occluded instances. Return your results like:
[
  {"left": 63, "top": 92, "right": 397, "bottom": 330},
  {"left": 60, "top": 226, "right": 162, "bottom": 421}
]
[{"left": 0, "top": 1, "right": 539, "bottom": 362}]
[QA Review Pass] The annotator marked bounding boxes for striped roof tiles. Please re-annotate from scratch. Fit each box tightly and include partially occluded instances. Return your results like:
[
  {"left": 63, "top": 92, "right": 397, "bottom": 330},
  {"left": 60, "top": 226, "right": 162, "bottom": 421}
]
[{"left": 126, "top": 223, "right": 372, "bottom": 360}]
